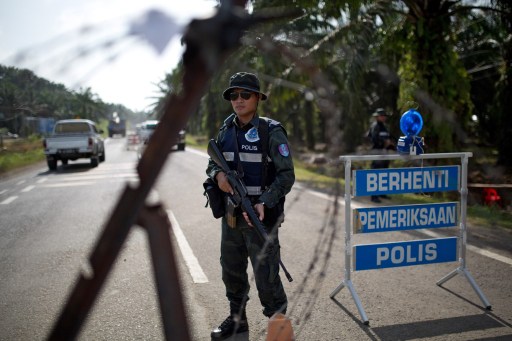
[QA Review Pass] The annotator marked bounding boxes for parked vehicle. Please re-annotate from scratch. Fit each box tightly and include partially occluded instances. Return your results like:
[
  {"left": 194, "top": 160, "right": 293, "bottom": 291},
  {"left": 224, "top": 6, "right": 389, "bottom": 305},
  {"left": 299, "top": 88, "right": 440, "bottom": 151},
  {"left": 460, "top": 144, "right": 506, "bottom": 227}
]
[{"left": 43, "top": 119, "right": 105, "bottom": 170}]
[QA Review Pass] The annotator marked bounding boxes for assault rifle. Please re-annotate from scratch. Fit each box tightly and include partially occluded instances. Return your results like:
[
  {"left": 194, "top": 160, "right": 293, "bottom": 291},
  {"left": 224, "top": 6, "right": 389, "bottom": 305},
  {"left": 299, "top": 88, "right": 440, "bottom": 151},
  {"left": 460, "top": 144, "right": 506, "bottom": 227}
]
[{"left": 207, "top": 139, "right": 293, "bottom": 282}]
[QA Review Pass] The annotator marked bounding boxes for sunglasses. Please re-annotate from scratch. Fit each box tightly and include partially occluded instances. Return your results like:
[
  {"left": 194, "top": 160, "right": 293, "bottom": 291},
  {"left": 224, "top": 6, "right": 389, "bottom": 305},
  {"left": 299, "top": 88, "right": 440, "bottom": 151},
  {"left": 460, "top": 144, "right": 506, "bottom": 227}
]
[{"left": 229, "top": 91, "right": 254, "bottom": 101}]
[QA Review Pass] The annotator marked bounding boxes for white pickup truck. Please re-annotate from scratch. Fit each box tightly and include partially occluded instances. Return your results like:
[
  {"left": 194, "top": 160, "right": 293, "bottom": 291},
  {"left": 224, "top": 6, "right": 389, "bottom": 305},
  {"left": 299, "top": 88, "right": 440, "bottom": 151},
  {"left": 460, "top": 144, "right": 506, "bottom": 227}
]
[{"left": 43, "top": 119, "right": 105, "bottom": 170}]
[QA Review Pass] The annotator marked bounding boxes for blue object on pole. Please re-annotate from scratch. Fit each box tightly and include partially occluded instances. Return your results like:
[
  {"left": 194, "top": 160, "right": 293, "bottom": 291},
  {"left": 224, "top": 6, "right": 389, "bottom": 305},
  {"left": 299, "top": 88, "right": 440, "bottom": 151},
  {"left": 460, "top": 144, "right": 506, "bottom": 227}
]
[
  {"left": 400, "top": 109, "right": 423, "bottom": 136},
  {"left": 397, "top": 109, "right": 425, "bottom": 155}
]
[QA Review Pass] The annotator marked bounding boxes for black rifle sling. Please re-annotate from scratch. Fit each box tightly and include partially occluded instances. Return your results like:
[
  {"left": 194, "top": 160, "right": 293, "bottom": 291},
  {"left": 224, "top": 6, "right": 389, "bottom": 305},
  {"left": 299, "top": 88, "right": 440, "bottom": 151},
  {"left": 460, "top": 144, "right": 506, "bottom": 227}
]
[
  {"left": 231, "top": 124, "right": 244, "bottom": 177},
  {"left": 258, "top": 118, "right": 269, "bottom": 192}
]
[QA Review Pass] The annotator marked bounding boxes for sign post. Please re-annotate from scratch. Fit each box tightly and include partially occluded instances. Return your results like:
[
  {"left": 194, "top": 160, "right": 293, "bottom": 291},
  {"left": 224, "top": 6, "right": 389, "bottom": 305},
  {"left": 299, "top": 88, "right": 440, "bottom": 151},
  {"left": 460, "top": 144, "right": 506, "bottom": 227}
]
[
  {"left": 329, "top": 158, "right": 369, "bottom": 324},
  {"left": 329, "top": 152, "right": 491, "bottom": 325},
  {"left": 436, "top": 153, "right": 491, "bottom": 308}
]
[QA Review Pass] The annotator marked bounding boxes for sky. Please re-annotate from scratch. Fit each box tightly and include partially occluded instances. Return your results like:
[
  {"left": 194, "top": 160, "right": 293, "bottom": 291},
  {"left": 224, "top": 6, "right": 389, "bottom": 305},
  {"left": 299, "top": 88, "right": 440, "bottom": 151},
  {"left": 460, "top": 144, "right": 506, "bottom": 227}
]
[{"left": 0, "top": 0, "right": 219, "bottom": 112}]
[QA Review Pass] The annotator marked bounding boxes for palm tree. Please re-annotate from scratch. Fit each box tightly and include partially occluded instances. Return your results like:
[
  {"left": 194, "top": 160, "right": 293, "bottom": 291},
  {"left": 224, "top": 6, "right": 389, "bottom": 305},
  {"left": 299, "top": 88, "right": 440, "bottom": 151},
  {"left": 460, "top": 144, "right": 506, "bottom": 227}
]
[{"left": 73, "top": 87, "right": 102, "bottom": 121}]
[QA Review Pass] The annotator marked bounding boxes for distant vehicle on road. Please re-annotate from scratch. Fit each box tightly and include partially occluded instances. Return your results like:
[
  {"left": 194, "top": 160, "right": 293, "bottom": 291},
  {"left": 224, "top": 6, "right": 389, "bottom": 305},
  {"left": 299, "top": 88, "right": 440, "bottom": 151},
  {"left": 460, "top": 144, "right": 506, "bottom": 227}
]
[
  {"left": 136, "top": 120, "right": 186, "bottom": 151},
  {"left": 135, "top": 120, "right": 186, "bottom": 159},
  {"left": 108, "top": 118, "right": 126, "bottom": 137},
  {"left": 43, "top": 119, "right": 105, "bottom": 170},
  {"left": 136, "top": 120, "right": 159, "bottom": 143}
]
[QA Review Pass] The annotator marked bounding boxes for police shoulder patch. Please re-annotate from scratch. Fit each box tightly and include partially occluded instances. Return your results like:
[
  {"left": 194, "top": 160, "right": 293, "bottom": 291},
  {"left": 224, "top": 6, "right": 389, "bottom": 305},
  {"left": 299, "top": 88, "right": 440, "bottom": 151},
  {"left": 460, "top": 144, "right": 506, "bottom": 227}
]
[{"left": 278, "top": 143, "right": 290, "bottom": 157}]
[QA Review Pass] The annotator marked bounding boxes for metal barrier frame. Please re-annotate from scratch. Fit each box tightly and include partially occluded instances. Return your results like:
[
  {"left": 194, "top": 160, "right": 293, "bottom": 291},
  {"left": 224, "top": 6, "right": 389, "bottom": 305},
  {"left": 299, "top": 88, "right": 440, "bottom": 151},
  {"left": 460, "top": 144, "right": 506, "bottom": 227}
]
[{"left": 329, "top": 152, "right": 491, "bottom": 325}]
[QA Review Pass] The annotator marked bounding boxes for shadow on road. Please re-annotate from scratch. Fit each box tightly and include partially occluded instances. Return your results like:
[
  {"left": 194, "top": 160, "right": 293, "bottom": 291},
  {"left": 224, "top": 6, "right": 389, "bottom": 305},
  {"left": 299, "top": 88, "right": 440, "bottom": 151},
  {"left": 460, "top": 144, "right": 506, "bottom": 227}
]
[
  {"left": 215, "top": 332, "right": 249, "bottom": 341},
  {"left": 370, "top": 313, "right": 509, "bottom": 340},
  {"left": 330, "top": 295, "right": 511, "bottom": 340}
]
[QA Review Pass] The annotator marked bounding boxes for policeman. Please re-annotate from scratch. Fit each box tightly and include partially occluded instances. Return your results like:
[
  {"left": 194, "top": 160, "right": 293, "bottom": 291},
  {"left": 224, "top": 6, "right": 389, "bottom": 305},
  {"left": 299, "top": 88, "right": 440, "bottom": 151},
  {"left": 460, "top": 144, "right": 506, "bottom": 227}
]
[
  {"left": 368, "top": 108, "right": 393, "bottom": 203},
  {"left": 206, "top": 72, "right": 295, "bottom": 340}
]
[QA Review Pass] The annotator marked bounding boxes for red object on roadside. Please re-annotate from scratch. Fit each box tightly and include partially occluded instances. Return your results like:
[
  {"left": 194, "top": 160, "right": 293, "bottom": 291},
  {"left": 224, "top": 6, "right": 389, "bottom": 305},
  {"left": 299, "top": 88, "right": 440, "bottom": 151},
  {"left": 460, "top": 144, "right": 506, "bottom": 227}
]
[
  {"left": 127, "top": 134, "right": 139, "bottom": 144},
  {"left": 482, "top": 188, "right": 503, "bottom": 207}
]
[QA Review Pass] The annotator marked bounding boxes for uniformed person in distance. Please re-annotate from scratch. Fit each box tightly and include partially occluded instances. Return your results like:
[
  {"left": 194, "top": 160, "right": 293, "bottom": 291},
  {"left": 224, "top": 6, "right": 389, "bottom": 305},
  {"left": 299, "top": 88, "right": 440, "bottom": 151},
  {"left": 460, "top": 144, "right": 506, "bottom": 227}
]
[
  {"left": 368, "top": 108, "right": 394, "bottom": 203},
  {"left": 206, "top": 72, "right": 295, "bottom": 340}
]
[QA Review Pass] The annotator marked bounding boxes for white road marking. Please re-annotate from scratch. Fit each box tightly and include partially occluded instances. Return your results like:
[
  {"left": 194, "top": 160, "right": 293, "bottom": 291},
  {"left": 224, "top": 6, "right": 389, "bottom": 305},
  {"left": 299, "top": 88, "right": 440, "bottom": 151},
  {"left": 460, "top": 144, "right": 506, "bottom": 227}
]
[
  {"left": 466, "top": 245, "right": 512, "bottom": 266},
  {"left": 92, "top": 162, "right": 137, "bottom": 170},
  {"left": 16, "top": 180, "right": 26, "bottom": 185},
  {"left": 1, "top": 196, "right": 18, "bottom": 205},
  {"left": 167, "top": 210, "right": 209, "bottom": 284},
  {"left": 58, "top": 173, "right": 137, "bottom": 181},
  {"left": 421, "top": 229, "right": 512, "bottom": 266},
  {"left": 41, "top": 176, "right": 137, "bottom": 188},
  {"left": 21, "top": 185, "right": 35, "bottom": 193},
  {"left": 36, "top": 178, "right": 47, "bottom": 184},
  {"left": 42, "top": 182, "right": 95, "bottom": 188},
  {"left": 0, "top": 189, "right": 7, "bottom": 195}
]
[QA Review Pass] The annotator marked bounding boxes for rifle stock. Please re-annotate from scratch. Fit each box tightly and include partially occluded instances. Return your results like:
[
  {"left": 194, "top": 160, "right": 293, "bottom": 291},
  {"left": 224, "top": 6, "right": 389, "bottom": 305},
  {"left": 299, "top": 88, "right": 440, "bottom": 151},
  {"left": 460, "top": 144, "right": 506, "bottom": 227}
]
[{"left": 207, "top": 139, "right": 293, "bottom": 282}]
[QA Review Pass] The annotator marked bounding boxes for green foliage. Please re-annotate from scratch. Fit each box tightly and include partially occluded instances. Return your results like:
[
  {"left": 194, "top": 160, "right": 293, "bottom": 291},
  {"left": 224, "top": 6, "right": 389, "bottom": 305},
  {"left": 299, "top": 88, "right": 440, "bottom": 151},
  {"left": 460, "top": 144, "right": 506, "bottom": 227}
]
[
  {"left": 468, "top": 203, "right": 512, "bottom": 230},
  {"left": 397, "top": 5, "right": 473, "bottom": 153},
  {"left": 490, "top": 1, "right": 512, "bottom": 166},
  {"left": 0, "top": 65, "right": 138, "bottom": 136}
]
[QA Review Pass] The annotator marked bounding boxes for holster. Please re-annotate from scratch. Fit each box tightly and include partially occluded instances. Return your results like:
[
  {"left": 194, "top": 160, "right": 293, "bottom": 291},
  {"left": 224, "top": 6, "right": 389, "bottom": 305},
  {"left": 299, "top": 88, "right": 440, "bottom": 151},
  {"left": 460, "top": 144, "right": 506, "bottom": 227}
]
[
  {"left": 225, "top": 196, "right": 239, "bottom": 228},
  {"left": 203, "top": 178, "right": 225, "bottom": 219}
]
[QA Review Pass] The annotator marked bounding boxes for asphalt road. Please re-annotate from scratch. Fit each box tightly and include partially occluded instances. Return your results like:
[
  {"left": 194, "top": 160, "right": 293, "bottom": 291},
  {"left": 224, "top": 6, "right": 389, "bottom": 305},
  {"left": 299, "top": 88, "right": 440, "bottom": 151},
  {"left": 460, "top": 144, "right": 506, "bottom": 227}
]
[{"left": 1, "top": 137, "right": 511, "bottom": 340}]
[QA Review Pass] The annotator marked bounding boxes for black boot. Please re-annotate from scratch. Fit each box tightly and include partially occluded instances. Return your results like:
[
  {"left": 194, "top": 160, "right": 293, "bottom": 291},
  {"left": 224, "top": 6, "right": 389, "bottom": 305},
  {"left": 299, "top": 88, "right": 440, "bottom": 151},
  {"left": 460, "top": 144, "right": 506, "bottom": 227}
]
[{"left": 211, "top": 314, "right": 248, "bottom": 340}]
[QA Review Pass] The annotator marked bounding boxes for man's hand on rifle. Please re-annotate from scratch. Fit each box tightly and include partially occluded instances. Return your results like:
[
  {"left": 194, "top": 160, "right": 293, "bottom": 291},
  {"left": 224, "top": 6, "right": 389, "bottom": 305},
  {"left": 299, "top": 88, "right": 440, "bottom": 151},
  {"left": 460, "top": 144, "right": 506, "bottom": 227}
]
[
  {"left": 215, "top": 171, "right": 234, "bottom": 195},
  {"left": 215, "top": 170, "right": 264, "bottom": 228},
  {"left": 243, "top": 203, "right": 264, "bottom": 227}
]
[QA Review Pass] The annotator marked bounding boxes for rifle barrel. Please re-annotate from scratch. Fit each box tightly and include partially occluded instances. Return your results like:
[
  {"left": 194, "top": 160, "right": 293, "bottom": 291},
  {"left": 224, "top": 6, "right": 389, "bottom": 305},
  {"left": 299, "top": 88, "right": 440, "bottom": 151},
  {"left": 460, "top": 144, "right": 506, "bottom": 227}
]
[{"left": 241, "top": 198, "right": 293, "bottom": 282}]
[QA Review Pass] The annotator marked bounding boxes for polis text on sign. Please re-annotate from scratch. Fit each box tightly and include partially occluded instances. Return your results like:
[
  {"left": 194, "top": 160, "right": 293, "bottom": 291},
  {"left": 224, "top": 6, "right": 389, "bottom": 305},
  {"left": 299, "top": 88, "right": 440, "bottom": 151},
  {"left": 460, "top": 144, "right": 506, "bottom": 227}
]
[{"left": 353, "top": 237, "right": 458, "bottom": 271}]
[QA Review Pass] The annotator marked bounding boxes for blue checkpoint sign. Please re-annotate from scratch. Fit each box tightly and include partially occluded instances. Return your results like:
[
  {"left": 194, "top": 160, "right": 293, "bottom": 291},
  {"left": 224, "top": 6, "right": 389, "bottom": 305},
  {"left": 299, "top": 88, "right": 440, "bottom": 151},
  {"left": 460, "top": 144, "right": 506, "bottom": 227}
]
[
  {"left": 353, "top": 166, "right": 460, "bottom": 196},
  {"left": 353, "top": 237, "right": 458, "bottom": 271},
  {"left": 353, "top": 202, "right": 459, "bottom": 233}
]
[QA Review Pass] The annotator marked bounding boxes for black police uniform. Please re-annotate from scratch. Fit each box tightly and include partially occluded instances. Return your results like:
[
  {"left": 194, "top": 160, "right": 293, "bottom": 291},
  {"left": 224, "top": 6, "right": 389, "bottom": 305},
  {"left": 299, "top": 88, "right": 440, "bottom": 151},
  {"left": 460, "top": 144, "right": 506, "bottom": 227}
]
[
  {"left": 369, "top": 110, "right": 392, "bottom": 202},
  {"left": 206, "top": 72, "right": 295, "bottom": 340}
]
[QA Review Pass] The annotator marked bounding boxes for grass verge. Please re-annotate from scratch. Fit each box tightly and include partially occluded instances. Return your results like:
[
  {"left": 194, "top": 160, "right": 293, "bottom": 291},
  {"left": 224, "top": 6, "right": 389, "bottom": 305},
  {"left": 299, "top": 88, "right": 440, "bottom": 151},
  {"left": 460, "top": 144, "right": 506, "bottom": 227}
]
[{"left": 0, "top": 136, "right": 46, "bottom": 175}]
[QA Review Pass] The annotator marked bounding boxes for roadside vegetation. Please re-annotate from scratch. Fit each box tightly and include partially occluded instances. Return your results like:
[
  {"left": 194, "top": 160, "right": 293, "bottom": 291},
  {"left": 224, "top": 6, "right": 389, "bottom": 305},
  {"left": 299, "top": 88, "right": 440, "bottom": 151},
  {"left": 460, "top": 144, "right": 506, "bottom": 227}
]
[{"left": 0, "top": 135, "right": 45, "bottom": 174}]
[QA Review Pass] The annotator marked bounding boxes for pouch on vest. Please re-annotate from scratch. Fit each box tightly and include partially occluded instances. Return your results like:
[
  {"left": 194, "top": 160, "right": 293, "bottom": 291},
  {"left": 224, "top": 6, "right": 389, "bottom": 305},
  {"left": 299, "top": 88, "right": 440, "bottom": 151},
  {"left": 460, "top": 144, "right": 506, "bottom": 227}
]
[
  {"left": 203, "top": 178, "right": 225, "bottom": 219},
  {"left": 262, "top": 197, "right": 286, "bottom": 230}
]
